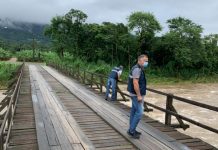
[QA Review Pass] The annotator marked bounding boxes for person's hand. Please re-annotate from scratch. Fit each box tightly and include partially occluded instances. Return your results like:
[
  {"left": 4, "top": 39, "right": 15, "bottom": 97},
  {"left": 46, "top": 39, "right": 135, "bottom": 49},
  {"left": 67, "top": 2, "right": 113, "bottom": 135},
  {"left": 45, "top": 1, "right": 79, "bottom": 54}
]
[{"left": 137, "top": 95, "right": 142, "bottom": 102}]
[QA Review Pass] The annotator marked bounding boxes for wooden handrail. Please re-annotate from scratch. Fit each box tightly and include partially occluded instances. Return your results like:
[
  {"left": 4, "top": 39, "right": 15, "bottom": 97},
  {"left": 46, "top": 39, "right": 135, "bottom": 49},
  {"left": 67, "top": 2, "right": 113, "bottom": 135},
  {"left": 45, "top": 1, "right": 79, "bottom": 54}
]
[
  {"left": 0, "top": 63, "right": 24, "bottom": 150},
  {"left": 47, "top": 62, "right": 218, "bottom": 134}
]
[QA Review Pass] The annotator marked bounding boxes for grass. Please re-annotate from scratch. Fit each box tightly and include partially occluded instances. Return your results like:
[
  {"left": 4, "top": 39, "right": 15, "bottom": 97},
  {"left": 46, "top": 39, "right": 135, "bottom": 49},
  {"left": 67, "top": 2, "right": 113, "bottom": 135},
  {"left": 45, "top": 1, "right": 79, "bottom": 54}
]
[
  {"left": 0, "top": 62, "right": 20, "bottom": 89},
  {"left": 16, "top": 50, "right": 42, "bottom": 62},
  {"left": 0, "top": 48, "right": 12, "bottom": 61},
  {"left": 16, "top": 50, "right": 218, "bottom": 85}
]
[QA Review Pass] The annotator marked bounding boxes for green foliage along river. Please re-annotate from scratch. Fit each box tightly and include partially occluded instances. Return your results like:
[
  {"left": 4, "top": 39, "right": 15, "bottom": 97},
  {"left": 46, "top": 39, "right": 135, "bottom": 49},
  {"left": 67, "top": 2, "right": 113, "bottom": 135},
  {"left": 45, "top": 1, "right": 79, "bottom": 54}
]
[
  {"left": 0, "top": 62, "right": 19, "bottom": 89},
  {"left": 14, "top": 50, "right": 218, "bottom": 84}
]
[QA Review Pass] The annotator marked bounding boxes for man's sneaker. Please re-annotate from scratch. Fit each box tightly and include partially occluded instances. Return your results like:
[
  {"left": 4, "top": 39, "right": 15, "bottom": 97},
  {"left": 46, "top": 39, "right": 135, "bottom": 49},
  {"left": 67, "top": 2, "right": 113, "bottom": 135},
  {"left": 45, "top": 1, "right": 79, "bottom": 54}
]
[
  {"left": 105, "top": 97, "right": 108, "bottom": 101},
  {"left": 127, "top": 130, "right": 140, "bottom": 139},
  {"left": 135, "top": 130, "right": 141, "bottom": 135}
]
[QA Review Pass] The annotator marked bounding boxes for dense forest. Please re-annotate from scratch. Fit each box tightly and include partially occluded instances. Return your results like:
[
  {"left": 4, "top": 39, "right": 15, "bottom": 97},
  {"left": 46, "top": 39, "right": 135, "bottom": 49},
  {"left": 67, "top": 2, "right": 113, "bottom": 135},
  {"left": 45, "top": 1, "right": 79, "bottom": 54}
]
[{"left": 44, "top": 9, "right": 218, "bottom": 79}]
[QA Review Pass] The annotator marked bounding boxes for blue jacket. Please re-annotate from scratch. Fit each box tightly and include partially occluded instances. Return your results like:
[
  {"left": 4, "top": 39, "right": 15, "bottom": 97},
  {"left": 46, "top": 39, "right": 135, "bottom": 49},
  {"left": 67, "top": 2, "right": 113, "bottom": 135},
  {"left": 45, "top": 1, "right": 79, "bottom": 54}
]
[
  {"left": 127, "top": 64, "right": 147, "bottom": 95},
  {"left": 109, "top": 67, "right": 122, "bottom": 81}
]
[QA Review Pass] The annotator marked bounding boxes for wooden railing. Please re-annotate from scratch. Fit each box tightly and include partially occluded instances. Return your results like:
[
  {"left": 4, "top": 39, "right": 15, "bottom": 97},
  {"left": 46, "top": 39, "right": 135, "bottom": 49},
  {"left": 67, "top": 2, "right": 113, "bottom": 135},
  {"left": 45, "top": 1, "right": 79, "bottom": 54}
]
[
  {"left": 48, "top": 62, "right": 218, "bottom": 134},
  {"left": 0, "top": 63, "right": 24, "bottom": 150}
]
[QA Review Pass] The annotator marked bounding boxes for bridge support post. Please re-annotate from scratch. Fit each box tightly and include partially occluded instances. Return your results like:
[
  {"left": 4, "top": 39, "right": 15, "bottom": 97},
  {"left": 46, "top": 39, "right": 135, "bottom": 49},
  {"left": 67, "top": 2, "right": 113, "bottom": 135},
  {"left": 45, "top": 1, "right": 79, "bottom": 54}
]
[
  {"left": 0, "top": 134, "right": 3, "bottom": 150},
  {"left": 91, "top": 74, "right": 93, "bottom": 88},
  {"left": 165, "top": 94, "right": 173, "bottom": 126},
  {"left": 77, "top": 67, "right": 80, "bottom": 80},
  {"left": 8, "top": 107, "right": 12, "bottom": 130},
  {"left": 83, "top": 71, "right": 86, "bottom": 84},
  {"left": 100, "top": 76, "right": 103, "bottom": 93}
]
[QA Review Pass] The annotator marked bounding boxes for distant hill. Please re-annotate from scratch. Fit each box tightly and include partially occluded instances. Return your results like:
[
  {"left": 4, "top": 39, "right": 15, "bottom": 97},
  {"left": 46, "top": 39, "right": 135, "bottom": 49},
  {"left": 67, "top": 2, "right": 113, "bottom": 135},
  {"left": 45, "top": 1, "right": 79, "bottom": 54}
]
[{"left": 0, "top": 18, "right": 50, "bottom": 44}]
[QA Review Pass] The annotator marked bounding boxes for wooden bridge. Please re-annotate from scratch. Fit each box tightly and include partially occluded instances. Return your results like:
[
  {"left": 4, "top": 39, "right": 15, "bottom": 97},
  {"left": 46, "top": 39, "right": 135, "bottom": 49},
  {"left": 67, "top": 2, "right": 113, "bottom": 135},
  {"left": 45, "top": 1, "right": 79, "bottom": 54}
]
[{"left": 0, "top": 63, "right": 217, "bottom": 150}]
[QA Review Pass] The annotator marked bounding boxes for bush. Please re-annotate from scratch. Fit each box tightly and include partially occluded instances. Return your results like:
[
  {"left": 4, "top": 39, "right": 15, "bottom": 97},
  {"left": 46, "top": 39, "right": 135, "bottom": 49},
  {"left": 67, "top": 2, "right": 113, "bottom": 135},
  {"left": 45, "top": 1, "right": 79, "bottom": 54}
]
[
  {"left": 0, "top": 62, "right": 19, "bottom": 89},
  {"left": 42, "top": 51, "right": 60, "bottom": 63},
  {"left": 0, "top": 48, "right": 12, "bottom": 60},
  {"left": 16, "top": 50, "right": 42, "bottom": 62},
  {"left": 22, "top": 50, "right": 218, "bottom": 84}
]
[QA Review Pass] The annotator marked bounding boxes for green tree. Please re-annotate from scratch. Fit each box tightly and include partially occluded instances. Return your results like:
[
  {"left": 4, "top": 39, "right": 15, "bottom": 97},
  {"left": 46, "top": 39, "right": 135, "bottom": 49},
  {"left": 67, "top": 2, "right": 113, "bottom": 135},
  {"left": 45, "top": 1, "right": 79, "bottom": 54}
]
[
  {"left": 44, "top": 16, "right": 68, "bottom": 57},
  {"left": 128, "top": 12, "right": 162, "bottom": 54},
  {"left": 152, "top": 17, "right": 205, "bottom": 76},
  {"left": 44, "top": 9, "right": 87, "bottom": 57},
  {"left": 203, "top": 34, "right": 218, "bottom": 73},
  {"left": 64, "top": 9, "right": 87, "bottom": 55}
]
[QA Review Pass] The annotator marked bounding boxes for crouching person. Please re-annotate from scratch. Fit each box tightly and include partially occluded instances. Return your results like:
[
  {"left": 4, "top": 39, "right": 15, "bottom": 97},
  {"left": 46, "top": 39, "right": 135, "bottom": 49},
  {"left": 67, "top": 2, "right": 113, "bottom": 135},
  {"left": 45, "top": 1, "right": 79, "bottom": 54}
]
[{"left": 105, "top": 65, "right": 123, "bottom": 101}]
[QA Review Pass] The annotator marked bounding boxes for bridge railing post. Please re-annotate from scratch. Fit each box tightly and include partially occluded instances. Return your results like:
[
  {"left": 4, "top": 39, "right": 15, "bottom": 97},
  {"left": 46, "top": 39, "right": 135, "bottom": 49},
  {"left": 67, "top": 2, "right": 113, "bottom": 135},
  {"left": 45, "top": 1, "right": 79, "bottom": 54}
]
[
  {"left": 8, "top": 106, "right": 12, "bottom": 131},
  {"left": 77, "top": 67, "right": 80, "bottom": 80},
  {"left": 100, "top": 76, "right": 103, "bottom": 93},
  {"left": 90, "top": 74, "right": 93, "bottom": 88},
  {"left": 165, "top": 94, "right": 173, "bottom": 126},
  {"left": 67, "top": 66, "right": 70, "bottom": 75},
  {"left": 0, "top": 134, "right": 3, "bottom": 150},
  {"left": 83, "top": 71, "right": 86, "bottom": 84},
  {"left": 70, "top": 67, "right": 74, "bottom": 77}
]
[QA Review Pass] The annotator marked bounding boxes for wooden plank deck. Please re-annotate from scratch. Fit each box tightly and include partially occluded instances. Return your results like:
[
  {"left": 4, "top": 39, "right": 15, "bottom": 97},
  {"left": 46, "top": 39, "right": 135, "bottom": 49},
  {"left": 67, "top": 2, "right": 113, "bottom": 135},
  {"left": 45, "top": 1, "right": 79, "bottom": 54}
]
[
  {"left": 43, "top": 65, "right": 218, "bottom": 150},
  {"left": 43, "top": 65, "right": 191, "bottom": 150},
  {"left": 7, "top": 65, "right": 38, "bottom": 150},
  {"left": 29, "top": 65, "right": 94, "bottom": 150},
  {"left": 38, "top": 66, "right": 137, "bottom": 150},
  {"left": 6, "top": 64, "right": 217, "bottom": 150}
]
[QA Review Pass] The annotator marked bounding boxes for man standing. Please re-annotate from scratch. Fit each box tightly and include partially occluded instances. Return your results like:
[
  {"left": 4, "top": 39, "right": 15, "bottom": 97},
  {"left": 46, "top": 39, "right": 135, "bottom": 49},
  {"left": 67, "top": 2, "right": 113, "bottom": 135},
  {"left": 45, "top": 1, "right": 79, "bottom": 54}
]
[
  {"left": 127, "top": 54, "right": 148, "bottom": 139},
  {"left": 105, "top": 65, "right": 123, "bottom": 101}
]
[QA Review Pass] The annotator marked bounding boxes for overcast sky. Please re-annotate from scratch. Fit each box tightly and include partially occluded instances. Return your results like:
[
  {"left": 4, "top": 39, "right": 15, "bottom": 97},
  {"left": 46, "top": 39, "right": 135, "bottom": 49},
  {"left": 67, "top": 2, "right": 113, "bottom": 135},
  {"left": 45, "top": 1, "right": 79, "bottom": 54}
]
[{"left": 0, "top": 0, "right": 217, "bottom": 35}]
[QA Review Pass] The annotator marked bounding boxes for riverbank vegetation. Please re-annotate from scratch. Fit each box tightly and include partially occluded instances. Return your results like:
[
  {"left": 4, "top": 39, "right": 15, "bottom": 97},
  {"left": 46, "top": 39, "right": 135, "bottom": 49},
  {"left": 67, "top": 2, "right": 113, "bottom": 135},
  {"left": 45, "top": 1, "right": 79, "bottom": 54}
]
[
  {"left": 0, "top": 62, "right": 19, "bottom": 89},
  {"left": 0, "top": 48, "right": 12, "bottom": 61},
  {"left": 13, "top": 50, "right": 218, "bottom": 84}
]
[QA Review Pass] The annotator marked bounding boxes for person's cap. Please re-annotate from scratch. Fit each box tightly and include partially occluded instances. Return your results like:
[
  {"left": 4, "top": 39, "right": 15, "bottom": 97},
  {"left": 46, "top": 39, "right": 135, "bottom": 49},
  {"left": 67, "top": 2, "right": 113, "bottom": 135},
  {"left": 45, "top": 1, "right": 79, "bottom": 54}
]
[{"left": 119, "top": 65, "right": 123, "bottom": 70}]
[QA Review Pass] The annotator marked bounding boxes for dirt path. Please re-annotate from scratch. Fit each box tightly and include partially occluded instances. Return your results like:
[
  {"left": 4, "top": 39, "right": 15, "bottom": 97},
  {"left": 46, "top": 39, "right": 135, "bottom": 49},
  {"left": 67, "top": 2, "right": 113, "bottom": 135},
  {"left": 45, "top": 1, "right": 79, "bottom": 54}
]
[
  {"left": 119, "top": 83, "right": 218, "bottom": 148},
  {"left": 7, "top": 57, "right": 17, "bottom": 62}
]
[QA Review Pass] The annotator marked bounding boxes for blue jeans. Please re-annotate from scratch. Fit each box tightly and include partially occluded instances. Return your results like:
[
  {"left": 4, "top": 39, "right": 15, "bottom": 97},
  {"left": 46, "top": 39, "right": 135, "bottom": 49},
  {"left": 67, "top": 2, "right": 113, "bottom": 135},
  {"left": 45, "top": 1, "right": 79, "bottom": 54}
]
[
  {"left": 105, "top": 78, "right": 117, "bottom": 100},
  {"left": 129, "top": 96, "right": 144, "bottom": 133}
]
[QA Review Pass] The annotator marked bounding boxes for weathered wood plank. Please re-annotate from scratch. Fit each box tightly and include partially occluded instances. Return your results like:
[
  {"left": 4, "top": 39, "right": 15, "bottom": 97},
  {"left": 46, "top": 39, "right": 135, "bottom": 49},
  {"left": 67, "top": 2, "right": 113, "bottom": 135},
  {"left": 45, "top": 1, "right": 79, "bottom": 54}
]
[
  {"left": 31, "top": 93, "right": 50, "bottom": 150},
  {"left": 30, "top": 65, "right": 73, "bottom": 150},
  {"left": 7, "top": 144, "right": 38, "bottom": 150},
  {"left": 40, "top": 66, "right": 137, "bottom": 150},
  {"left": 34, "top": 89, "right": 60, "bottom": 146},
  {"left": 7, "top": 65, "right": 38, "bottom": 150},
  {"left": 29, "top": 65, "right": 96, "bottom": 150},
  {"left": 43, "top": 66, "right": 171, "bottom": 150}
]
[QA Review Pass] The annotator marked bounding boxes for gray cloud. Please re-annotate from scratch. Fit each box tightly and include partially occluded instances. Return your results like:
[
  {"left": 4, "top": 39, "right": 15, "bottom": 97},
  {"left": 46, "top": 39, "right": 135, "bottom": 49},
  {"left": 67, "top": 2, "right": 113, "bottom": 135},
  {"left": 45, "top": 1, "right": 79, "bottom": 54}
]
[{"left": 0, "top": 0, "right": 217, "bottom": 35}]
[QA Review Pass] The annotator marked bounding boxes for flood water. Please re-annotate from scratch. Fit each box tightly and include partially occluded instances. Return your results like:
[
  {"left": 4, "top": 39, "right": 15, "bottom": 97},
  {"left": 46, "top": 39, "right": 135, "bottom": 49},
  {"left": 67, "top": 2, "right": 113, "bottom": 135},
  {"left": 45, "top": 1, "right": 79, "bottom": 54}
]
[
  {"left": 0, "top": 90, "right": 6, "bottom": 101},
  {"left": 120, "top": 83, "right": 218, "bottom": 148},
  {"left": 0, "top": 90, "right": 7, "bottom": 116}
]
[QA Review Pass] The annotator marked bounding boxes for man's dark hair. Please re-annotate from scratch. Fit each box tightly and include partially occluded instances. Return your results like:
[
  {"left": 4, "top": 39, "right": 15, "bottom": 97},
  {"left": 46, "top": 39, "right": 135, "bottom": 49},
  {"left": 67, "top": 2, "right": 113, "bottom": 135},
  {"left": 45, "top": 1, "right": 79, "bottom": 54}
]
[{"left": 138, "top": 54, "right": 147, "bottom": 61}]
